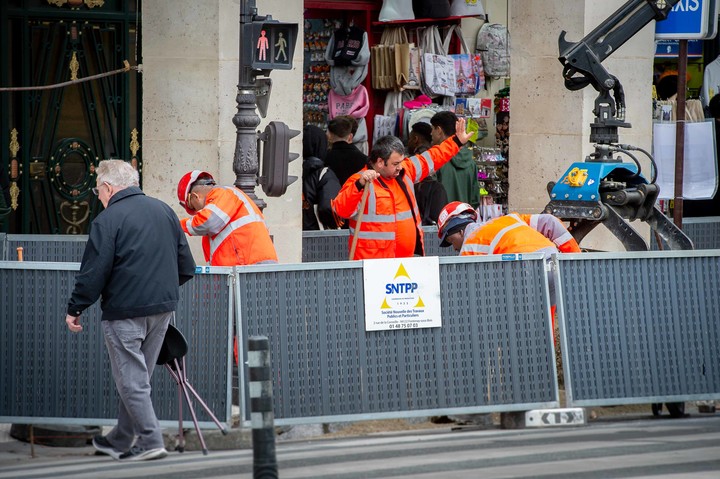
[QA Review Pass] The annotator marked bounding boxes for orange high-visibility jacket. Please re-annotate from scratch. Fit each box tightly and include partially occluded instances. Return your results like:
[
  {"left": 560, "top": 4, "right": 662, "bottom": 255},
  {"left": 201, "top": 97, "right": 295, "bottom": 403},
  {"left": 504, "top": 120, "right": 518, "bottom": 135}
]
[
  {"left": 517, "top": 214, "right": 581, "bottom": 253},
  {"left": 332, "top": 135, "right": 462, "bottom": 260},
  {"left": 180, "top": 186, "right": 278, "bottom": 266},
  {"left": 460, "top": 213, "right": 560, "bottom": 256}
]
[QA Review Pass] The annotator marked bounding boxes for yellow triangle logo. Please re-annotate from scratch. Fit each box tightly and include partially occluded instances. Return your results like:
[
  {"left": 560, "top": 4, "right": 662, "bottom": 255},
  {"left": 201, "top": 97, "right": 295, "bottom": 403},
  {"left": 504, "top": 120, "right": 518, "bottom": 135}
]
[
  {"left": 381, "top": 298, "right": 391, "bottom": 309},
  {"left": 394, "top": 263, "right": 410, "bottom": 279},
  {"left": 415, "top": 297, "right": 425, "bottom": 308}
]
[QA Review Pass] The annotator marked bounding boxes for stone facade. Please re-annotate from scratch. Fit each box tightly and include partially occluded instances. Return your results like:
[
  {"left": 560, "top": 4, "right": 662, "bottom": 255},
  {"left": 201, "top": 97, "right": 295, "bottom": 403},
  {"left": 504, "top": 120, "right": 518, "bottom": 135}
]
[{"left": 141, "top": 0, "right": 657, "bottom": 263}]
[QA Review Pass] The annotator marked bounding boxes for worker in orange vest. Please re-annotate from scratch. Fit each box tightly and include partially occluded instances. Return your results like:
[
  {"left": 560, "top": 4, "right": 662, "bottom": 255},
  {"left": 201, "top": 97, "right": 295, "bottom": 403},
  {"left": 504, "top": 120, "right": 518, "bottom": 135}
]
[
  {"left": 177, "top": 170, "right": 278, "bottom": 367},
  {"left": 436, "top": 201, "right": 580, "bottom": 256},
  {"left": 437, "top": 201, "right": 581, "bottom": 332},
  {"left": 177, "top": 170, "right": 278, "bottom": 266},
  {"left": 332, "top": 118, "right": 472, "bottom": 260}
]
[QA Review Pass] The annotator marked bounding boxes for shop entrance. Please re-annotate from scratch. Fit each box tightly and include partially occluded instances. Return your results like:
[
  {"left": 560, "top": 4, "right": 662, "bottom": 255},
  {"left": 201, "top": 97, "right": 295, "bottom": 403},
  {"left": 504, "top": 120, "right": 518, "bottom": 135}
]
[{"left": 0, "top": 0, "right": 141, "bottom": 234}]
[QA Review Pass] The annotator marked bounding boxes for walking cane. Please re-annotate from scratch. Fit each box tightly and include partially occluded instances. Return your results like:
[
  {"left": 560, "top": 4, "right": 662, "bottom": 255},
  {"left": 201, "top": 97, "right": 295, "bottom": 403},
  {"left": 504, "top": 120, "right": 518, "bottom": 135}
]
[{"left": 349, "top": 182, "right": 370, "bottom": 260}]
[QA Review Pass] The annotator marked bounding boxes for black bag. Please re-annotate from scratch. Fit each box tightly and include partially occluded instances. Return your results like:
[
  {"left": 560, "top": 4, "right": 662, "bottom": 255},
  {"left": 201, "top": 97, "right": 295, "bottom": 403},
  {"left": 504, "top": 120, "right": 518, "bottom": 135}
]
[{"left": 412, "top": 0, "right": 451, "bottom": 19}]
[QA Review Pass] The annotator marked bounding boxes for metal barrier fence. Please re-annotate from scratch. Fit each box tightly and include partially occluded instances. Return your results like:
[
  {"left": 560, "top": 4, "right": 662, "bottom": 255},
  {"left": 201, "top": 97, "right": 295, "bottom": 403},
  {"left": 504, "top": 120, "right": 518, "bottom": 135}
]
[
  {"left": 236, "top": 254, "right": 559, "bottom": 426},
  {"left": 651, "top": 217, "right": 720, "bottom": 250},
  {"left": 555, "top": 251, "right": 720, "bottom": 407},
  {"left": 3, "top": 234, "right": 87, "bottom": 262},
  {"left": 302, "top": 226, "right": 456, "bottom": 262},
  {"left": 0, "top": 262, "right": 234, "bottom": 427}
]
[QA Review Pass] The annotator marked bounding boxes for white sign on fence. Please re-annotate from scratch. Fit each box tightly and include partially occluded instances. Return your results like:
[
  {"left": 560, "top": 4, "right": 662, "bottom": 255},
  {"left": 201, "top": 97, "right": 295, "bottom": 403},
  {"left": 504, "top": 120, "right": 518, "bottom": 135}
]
[{"left": 362, "top": 256, "right": 442, "bottom": 332}]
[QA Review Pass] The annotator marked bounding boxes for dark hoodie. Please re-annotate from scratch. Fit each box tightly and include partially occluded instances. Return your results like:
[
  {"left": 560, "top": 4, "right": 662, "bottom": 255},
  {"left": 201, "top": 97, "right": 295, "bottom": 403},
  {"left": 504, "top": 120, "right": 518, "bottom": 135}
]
[{"left": 303, "top": 126, "right": 341, "bottom": 230}]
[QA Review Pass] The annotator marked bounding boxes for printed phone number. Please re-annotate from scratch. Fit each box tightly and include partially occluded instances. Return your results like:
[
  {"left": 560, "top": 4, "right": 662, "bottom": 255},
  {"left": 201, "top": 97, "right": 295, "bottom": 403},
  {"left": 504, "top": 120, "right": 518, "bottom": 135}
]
[{"left": 388, "top": 323, "right": 419, "bottom": 329}]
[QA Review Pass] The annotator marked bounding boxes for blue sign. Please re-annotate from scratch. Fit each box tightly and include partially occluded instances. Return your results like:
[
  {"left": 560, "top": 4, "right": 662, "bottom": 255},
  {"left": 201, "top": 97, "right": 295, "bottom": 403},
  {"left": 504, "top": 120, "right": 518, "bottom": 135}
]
[
  {"left": 655, "top": 0, "right": 714, "bottom": 39},
  {"left": 655, "top": 39, "right": 704, "bottom": 57}
]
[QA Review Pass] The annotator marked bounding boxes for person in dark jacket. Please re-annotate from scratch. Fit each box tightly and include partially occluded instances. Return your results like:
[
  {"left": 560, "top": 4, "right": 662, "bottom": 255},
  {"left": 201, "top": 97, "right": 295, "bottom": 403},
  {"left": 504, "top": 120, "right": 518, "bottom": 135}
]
[
  {"left": 410, "top": 122, "right": 449, "bottom": 225},
  {"left": 431, "top": 111, "right": 480, "bottom": 208},
  {"left": 325, "top": 116, "right": 368, "bottom": 186},
  {"left": 65, "top": 159, "right": 195, "bottom": 462},
  {"left": 303, "top": 125, "right": 342, "bottom": 230}
]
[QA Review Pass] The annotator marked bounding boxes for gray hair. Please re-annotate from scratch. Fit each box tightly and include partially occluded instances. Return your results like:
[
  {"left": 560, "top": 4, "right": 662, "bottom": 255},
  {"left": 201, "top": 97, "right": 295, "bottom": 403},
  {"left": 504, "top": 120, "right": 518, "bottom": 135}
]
[
  {"left": 369, "top": 135, "right": 406, "bottom": 164},
  {"left": 96, "top": 160, "right": 139, "bottom": 188}
]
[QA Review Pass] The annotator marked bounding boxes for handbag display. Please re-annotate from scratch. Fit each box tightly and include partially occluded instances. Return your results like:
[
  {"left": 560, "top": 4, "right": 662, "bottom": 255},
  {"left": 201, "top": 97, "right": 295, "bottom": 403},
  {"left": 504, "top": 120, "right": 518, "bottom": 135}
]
[
  {"left": 443, "top": 25, "right": 485, "bottom": 96},
  {"left": 372, "top": 26, "right": 412, "bottom": 91},
  {"left": 419, "top": 25, "right": 456, "bottom": 98}
]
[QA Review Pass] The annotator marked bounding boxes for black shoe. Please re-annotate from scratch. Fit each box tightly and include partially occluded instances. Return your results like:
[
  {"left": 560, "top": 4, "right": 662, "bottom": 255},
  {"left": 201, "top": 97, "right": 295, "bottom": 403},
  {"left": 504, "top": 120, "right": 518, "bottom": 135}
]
[
  {"left": 92, "top": 435, "right": 122, "bottom": 460},
  {"left": 118, "top": 445, "right": 168, "bottom": 461}
]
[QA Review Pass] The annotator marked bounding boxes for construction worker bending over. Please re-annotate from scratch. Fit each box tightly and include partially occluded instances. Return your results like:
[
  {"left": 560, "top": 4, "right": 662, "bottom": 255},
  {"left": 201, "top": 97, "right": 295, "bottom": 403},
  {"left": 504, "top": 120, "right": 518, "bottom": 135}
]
[
  {"left": 332, "top": 118, "right": 472, "bottom": 260},
  {"left": 437, "top": 201, "right": 580, "bottom": 330},
  {"left": 436, "top": 201, "right": 580, "bottom": 256},
  {"left": 177, "top": 170, "right": 278, "bottom": 266}
]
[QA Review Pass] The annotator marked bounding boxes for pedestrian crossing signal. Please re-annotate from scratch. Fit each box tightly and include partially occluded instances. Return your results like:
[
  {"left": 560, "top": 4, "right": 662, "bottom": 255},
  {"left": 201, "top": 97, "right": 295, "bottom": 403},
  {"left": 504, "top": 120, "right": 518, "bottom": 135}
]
[{"left": 246, "top": 19, "right": 298, "bottom": 70}]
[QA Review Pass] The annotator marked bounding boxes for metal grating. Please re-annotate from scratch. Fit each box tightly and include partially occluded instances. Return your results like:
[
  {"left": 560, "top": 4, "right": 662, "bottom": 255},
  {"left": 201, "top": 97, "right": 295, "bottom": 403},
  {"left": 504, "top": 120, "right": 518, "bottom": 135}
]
[
  {"left": 556, "top": 251, "right": 720, "bottom": 407},
  {"left": 0, "top": 233, "right": 5, "bottom": 260},
  {"left": 237, "top": 256, "right": 558, "bottom": 425},
  {"left": 0, "top": 262, "right": 233, "bottom": 426},
  {"left": 651, "top": 217, "right": 720, "bottom": 250},
  {"left": 301, "top": 227, "right": 456, "bottom": 263},
  {"left": 6, "top": 234, "right": 88, "bottom": 262}
]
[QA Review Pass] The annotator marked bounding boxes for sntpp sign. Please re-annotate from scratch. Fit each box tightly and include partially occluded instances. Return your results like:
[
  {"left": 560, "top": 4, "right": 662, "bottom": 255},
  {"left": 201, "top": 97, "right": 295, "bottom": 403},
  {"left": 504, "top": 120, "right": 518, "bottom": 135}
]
[{"left": 362, "top": 257, "right": 442, "bottom": 332}]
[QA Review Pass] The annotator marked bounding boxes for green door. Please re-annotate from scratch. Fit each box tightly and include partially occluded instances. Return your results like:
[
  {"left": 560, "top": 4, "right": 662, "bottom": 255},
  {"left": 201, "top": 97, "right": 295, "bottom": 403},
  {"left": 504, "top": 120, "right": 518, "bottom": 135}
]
[{"left": 0, "top": 0, "right": 141, "bottom": 234}]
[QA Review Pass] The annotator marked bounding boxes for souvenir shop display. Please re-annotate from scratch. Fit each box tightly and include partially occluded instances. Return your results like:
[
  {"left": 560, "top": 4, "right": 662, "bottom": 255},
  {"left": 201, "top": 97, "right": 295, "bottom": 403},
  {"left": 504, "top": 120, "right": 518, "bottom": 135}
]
[
  {"left": 303, "top": 19, "right": 337, "bottom": 129},
  {"left": 473, "top": 146, "right": 507, "bottom": 216}
]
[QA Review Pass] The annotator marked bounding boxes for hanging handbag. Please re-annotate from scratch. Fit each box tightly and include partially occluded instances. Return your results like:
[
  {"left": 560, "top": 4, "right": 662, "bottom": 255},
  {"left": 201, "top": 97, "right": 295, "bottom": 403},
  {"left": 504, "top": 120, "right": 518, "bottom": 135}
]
[
  {"left": 419, "top": 26, "right": 456, "bottom": 98},
  {"left": 443, "top": 25, "right": 485, "bottom": 96}
]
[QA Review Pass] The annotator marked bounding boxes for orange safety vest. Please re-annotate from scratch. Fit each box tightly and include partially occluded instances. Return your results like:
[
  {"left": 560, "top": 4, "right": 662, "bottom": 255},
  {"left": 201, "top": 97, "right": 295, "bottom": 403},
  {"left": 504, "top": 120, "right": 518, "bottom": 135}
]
[
  {"left": 332, "top": 136, "right": 461, "bottom": 260},
  {"left": 460, "top": 213, "right": 557, "bottom": 256},
  {"left": 180, "top": 186, "right": 278, "bottom": 266},
  {"left": 517, "top": 214, "right": 581, "bottom": 253}
]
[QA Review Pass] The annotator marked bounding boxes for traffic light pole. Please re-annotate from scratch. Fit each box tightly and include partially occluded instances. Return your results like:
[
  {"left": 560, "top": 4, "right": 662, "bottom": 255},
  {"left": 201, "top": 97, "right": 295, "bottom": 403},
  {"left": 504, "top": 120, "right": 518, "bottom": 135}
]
[{"left": 233, "top": 0, "right": 265, "bottom": 209}]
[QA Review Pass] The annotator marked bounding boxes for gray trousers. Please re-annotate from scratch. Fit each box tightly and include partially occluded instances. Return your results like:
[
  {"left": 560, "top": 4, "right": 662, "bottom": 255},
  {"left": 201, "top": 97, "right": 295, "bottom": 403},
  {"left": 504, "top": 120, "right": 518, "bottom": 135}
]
[{"left": 102, "top": 311, "right": 172, "bottom": 451}]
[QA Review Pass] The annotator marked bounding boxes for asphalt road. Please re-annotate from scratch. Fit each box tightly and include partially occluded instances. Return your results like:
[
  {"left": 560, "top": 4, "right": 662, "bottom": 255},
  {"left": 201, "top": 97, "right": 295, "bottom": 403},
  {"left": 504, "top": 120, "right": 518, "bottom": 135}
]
[{"left": 1, "top": 414, "right": 719, "bottom": 478}]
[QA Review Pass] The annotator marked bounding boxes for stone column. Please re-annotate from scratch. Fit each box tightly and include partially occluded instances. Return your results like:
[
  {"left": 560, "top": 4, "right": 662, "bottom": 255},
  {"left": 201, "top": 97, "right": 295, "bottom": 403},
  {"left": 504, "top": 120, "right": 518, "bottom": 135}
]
[{"left": 509, "top": 0, "right": 655, "bottom": 250}]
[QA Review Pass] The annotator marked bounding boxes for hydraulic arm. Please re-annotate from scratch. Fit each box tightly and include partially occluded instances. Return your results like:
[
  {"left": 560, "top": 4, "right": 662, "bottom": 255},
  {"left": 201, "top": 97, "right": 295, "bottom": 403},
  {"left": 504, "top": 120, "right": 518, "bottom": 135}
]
[{"left": 543, "top": 0, "right": 693, "bottom": 250}]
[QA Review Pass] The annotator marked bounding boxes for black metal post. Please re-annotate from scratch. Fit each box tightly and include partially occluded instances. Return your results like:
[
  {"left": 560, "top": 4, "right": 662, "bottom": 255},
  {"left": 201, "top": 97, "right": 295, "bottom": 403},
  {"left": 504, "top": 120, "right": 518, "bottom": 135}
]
[
  {"left": 234, "top": 0, "right": 265, "bottom": 209},
  {"left": 248, "top": 336, "right": 278, "bottom": 479}
]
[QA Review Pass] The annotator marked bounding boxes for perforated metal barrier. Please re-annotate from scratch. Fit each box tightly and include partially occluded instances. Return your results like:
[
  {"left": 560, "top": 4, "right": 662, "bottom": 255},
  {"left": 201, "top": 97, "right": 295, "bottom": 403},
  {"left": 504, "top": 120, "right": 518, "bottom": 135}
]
[
  {"left": 651, "top": 217, "right": 720, "bottom": 250},
  {"left": 0, "top": 262, "right": 234, "bottom": 427},
  {"left": 302, "top": 226, "right": 455, "bottom": 262},
  {"left": 555, "top": 251, "right": 720, "bottom": 407},
  {"left": 236, "top": 255, "right": 559, "bottom": 425},
  {"left": 3, "top": 234, "right": 88, "bottom": 262}
]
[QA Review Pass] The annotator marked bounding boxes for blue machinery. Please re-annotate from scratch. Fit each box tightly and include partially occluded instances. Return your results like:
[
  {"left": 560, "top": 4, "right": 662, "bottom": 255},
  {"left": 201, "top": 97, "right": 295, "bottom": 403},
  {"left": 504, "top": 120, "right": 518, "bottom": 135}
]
[{"left": 544, "top": 0, "right": 694, "bottom": 251}]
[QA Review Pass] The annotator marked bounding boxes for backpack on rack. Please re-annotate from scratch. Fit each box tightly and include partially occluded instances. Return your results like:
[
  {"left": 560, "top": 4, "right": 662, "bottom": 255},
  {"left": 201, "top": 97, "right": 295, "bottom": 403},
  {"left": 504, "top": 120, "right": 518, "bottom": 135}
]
[{"left": 476, "top": 23, "right": 510, "bottom": 78}]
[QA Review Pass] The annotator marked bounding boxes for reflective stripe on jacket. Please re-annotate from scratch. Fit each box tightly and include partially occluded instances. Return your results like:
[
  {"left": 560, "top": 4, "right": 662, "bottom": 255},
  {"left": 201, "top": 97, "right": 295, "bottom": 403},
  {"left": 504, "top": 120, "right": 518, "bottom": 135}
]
[
  {"left": 519, "top": 214, "right": 581, "bottom": 253},
  {"left": 332, "top": 135, "right": 461, "bottom": 260},
  {"left": 180, "top": 186, "right": 278, "bottom": 266},
  {"left": 460, "top": 213, "right": 557, "bottom": 257}
]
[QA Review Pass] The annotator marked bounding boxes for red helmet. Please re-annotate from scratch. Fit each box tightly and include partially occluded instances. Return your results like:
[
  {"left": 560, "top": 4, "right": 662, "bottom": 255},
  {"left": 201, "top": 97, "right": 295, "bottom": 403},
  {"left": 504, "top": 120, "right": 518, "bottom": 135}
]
[
  {"left": 177, "top": 170, "right": 215, "bottom": 215},
  {"left": 437, "top": 201, "right": 477, "bottom": 247}
]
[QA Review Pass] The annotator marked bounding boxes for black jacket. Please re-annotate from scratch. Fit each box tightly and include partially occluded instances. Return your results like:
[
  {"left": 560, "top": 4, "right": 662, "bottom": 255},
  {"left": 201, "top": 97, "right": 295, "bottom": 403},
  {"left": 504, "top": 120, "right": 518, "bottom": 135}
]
[
  {"left": 303, "top": 156, "right": 341, "bottom": 230},
  {"left": 414, "top": 177, "right": 449, "bottom": 226},
  {"left": 68, "top": 186, "right": 196, "bottom": 320},
  {"left": 325, "top": 141, "right": 368, "bottom": 186}
]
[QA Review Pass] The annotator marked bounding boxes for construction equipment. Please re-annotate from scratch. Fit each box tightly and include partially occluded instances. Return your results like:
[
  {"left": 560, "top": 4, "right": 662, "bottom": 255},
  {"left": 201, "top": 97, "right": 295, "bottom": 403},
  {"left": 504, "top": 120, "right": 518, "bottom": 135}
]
[{"left": 543, "top": 0, "right": 693, "bottom": 251}]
